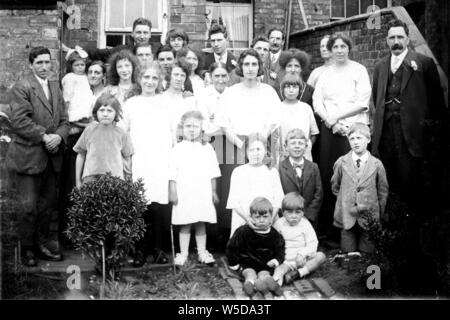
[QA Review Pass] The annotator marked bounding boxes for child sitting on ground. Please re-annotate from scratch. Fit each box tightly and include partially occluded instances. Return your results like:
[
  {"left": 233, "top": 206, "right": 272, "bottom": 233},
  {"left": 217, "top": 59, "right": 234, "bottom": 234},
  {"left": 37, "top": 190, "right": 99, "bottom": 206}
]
[
  {"left": 278, "top": 128, "right": 323, "bottom": 230},
  {"left": 331, "top": 122, "right": 388, "bottom": 254},
  {"left": 273, "top": 192, "right": 326, "bottom": 285},
  {"left": 226, "top": 197, "right": 285, "bottom": 297}
]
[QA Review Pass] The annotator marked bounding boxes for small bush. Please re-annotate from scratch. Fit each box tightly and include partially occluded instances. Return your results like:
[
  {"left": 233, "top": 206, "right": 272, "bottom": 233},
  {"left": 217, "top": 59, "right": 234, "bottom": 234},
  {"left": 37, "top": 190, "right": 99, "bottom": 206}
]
[{"left": 65, "top": 173, "right": 147, "bottom": 277}]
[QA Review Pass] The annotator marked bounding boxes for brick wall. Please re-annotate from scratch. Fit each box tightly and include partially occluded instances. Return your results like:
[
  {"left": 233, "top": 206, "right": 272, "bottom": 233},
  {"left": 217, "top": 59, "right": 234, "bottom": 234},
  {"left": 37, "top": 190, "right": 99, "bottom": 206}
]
[
  {"left": 289, "top": 0, "right": 330, "bottom": 33},
  {"left": 168, "top": 0, "right": 207, "bottom": 51},
  {"left": 0, "top": 9, "right": 61, "bottom": 105},
  {"left": 289, "top": 9, "right": 396, "bottom": 78}
]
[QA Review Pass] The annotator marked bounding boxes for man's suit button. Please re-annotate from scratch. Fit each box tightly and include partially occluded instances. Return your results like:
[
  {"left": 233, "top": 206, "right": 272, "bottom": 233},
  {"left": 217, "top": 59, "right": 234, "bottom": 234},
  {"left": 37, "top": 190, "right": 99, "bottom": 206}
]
[{"left": 356, "top": 187, "right": 361, "bottom": 192}]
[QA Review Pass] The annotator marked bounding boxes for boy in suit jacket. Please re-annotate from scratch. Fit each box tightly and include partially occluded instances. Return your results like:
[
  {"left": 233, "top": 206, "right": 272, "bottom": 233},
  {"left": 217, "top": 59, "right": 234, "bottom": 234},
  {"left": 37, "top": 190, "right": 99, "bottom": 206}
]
[
  {"left": 331, "top": 123, "right": 388, "bottom": 253},
  {"left": 279, "top": 129, "right": 323, "bottom": 230}
]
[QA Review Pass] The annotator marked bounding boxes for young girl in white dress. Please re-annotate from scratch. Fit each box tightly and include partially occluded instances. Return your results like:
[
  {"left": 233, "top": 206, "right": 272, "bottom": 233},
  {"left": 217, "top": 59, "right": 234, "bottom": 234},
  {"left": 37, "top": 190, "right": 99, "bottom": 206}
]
[
  {"left": 62, "top": 48, "right": 93, "bottom": 131},
  {"left": 279, "top": 73, "right": 319, "bottom": 162},
  {"left": 227, "top": 133, "right": 285, "bottom": 238},
  {"left": 169, "top": 110, "right": 221, "bottom": 266}
]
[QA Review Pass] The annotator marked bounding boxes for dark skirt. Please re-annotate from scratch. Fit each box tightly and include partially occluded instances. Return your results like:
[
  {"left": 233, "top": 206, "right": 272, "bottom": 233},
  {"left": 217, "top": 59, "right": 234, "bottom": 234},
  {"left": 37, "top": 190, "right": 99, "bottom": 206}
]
[{"left": 317, "top": 123, "right": 350, "bottom": 236}]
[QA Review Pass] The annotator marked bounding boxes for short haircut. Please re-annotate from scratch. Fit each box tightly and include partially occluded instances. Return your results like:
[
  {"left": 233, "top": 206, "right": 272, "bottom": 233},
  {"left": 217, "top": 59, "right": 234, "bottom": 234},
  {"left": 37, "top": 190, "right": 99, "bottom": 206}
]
[
  {"left": 281, "top": 192, "right": 305, "bottom": 211},
  {"left": 133, "top": 42, "right": 153, "bottom": 55},
  {"left": 106, "top": 50, "right": 140, "bottom": 86},
  {"left": 166, "top": 60, "right": 191, "bottom": 88},
  {"left": 279, "top": 48, "right": 311, "bottom": 77},
  {"left": 208, "top": 61, "right": 228, "bottom": 75},
  {"left": 347, "top": 122, "right": 371, "bottom": 140},
  {"left": 279, "top": 73, "right": 303, "bottom": 100},
  {"left": 156, "top": 44, "right": 175, "bottom": 59},
  {"left": 327, "top": 32, "right": 353, "bottom": 52},
  {"left": 176, "top": 47, "right": 205, "bottom": 76},
  {"left": 249, "top": 197, "right": 274, "bottom": 216},
  {"left": 165, "top": 28, "right": 189, "bottom": 45},
  {"left": 29, "top": 46, "right": 51, "bottom": 64},
  {"left": 387, "top": 19, "right": 409, "bottom": 36},
  {"left": 208, "top": 24, "right": 227, "bottom": 39},
  {"left": 65, "top": 51, "right": 90, "bottom": 74},
  {"left": 251, "top": 35, "right": 270, "bottom": 47},
  {"left": 268, "top": 28, "right": 285, "bottom": 40},
  {"left": 235, "top": 48, "right": 264, "bottom": 77},
  {"left": 284, "top": 128, "right": 307, "bottom": 145},
  {"left": 132, "top": 17, "right": 152, "bottom": 31},
  {"left": 92, "top": 92, "right": 122, "bottom": 122},
  {"left": 87, "top": 60, "right": 106, "bottom": 75}
]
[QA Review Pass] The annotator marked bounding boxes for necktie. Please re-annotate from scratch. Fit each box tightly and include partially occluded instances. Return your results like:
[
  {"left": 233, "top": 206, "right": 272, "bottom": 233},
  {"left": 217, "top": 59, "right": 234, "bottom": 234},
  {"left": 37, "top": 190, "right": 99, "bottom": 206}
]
[
  {"left": 293, "top": 162, "right": 303, "bottom": 178},
  {"left": 356, "top": 159, "right": 361, "bottom": 168},
  {"left": 43, "top": 82, "right": 50, "bottom": 100},
  {"left": 392, "top": 56, "right": 400, "bottom": 73}
]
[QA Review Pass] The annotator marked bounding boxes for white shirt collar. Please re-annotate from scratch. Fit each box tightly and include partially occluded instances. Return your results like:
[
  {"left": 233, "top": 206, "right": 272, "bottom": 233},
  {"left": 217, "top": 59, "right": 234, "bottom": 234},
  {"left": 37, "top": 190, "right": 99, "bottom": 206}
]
[
  {"left": 391, "top": 48, "right": 408, "bottom": 69},
  {"left": 214, "top": 51, "right": 228, "bottom": 64},
  {"left": 351, "top": 151, "right": 369, "bottom": 164},
  {"left": 270, "top": 50, "right": 281, "bottom": 62},
  {"left": 34, "top": 74, "right": 48, "bottom": 86},
  {"left": 289, "top": 156, "right": 304, "bottom": 167}
]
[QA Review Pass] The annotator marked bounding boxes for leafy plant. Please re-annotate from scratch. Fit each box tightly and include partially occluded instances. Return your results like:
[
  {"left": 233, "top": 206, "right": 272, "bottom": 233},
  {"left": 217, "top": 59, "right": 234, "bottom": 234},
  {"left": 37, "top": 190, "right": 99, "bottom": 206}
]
[{"left": 65, "top": 173, "right": 147, "bottom": 277}]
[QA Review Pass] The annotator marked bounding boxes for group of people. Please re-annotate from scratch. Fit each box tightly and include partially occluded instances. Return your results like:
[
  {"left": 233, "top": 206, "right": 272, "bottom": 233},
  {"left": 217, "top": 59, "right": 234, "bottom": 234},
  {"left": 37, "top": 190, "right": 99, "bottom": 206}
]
[{"left": 6, "top": 16, "right": 446, "bottom": 295}]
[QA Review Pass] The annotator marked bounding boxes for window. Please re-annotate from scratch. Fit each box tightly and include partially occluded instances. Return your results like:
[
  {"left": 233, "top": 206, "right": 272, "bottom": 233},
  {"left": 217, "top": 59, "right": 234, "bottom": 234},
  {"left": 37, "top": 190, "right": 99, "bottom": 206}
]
[
  {"left": 330, "top": 0, "right": 391, "bottom": 19},
  {"left": 205, "top": 1, "right": 253, "bottom": 52},
  {"left": 99, "top": 0, "right": 167, "bottom": 47}
]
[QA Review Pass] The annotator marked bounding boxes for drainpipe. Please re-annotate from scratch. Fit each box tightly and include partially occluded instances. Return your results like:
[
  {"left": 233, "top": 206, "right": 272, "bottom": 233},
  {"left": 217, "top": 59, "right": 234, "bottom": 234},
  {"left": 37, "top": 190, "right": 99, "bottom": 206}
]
[
  {"left": 285, "top": 0, "right": 293, "bottom": 49},
  {"left": 297, "top": 0, "right": 309, "bottom": 29}
]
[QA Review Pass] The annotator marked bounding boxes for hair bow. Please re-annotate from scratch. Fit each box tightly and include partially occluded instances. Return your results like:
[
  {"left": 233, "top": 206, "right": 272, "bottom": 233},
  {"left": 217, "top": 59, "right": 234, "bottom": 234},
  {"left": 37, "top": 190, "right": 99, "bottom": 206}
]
[{"left": 65, "top": 45, "right": 88, "bottom": 61}]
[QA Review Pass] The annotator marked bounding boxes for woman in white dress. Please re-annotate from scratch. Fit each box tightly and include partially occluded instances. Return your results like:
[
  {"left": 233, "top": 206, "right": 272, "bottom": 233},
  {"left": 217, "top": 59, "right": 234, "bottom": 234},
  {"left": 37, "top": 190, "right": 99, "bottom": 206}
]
[
  {"left": 122, "top": 63, "right": 172, "bottom": 266},
  {"left": 312, "top": 32, "right": 371, "bottom": 239},
  {"left": 217, "top": 49, "right": 281, "bottom": 239}
]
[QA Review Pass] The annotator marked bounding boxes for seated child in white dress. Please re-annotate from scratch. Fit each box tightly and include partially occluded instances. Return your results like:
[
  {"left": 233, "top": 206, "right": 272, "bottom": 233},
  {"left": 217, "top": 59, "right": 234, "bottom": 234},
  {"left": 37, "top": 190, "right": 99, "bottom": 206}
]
[
  {"left": 169, "top": 110, "right": 221, "bottom": 266},
  {"left": 273, "top": 192, "right": 326, "bottom": 285}
]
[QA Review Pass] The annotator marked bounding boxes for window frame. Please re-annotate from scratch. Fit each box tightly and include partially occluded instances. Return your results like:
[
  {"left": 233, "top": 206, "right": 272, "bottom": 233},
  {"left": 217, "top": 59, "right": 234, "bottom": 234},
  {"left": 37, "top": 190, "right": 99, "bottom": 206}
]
[
  {"left": 204, "top": 1, "right": 253, "bottom": 51},
  {"left": 98, "top": 0, "right": 168, "bottom": 47},
  {"left": 329, "top": 0, "right": 392, "bottom": 20}
]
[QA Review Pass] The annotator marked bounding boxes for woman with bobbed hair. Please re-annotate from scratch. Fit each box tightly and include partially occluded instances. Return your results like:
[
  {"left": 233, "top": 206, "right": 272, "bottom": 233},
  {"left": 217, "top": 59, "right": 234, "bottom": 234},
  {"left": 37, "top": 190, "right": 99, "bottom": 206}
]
[
  {"left": 165, "top": 28, "right": 189, "bottom": 52},
  {"left": 273, "top": 48, "right": 314, "bottom": 106},
  {"left": 176, "top": 47, "right": 206, "bottom": 95},
  {"left": 215, "top": 48, "right": 281, "bottom": 242},
  {"left": 312, "top": 32, "right": 371, "bottom": 240}
]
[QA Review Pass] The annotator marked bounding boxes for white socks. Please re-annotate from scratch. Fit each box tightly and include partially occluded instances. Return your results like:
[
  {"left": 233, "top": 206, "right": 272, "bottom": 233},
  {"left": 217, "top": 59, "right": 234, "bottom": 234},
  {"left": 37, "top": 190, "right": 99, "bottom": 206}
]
[
  {"left": 195, "top": 233, "right": 207, "bottom": 253},
  {"left": 179, "top": 231, "right": 191, "bottom": 256}
]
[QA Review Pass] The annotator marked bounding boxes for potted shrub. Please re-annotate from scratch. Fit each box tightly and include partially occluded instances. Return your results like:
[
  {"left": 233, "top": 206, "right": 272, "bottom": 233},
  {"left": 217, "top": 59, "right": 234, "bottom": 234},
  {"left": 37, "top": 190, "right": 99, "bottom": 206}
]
[{"left": 65, "top": 173, "right": 147, "bottom": 278}]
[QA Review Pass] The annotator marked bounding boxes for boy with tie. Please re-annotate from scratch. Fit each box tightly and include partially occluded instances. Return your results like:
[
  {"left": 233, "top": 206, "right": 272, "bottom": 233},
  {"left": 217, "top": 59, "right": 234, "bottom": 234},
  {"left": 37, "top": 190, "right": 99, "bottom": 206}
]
[
  {"left": 331, "top": 123, "right": 389, "bottom": 253},
  {"left": 278, "top": 129, "right": 323, "bottom": 230}
]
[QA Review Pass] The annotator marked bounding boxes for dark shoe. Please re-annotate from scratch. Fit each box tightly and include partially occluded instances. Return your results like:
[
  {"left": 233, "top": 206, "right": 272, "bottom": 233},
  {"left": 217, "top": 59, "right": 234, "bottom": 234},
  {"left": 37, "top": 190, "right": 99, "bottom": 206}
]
[
  {"left": 243, "top": 281, "right": 255, "bottom": 297},
  {"left": 284, "top": 269, "right": 300, "bottom": 285},
  {"left": 264, "top": 277, "right": 283, "bottom": 296},
  {"left": 152, "top": 249, "right": 169, "bottom": 264},
  {"left": 23, "top": 250, "right": 37, "bottom": 267},
  {"left": 39, "top": 245, "right": 63, "bottom": 261}
]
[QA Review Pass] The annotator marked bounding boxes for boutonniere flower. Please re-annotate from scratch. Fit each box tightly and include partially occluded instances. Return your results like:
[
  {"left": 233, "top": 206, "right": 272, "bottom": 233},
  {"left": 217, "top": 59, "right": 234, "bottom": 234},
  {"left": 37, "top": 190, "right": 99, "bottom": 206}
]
[
  {"left": 270, "top": 71, "right": 277, "bottom": 80},
  {"left": 411, "top": 60, "right": 418, "bottom": 71},
  {"left": 231, "top": 59, "right": 237, "bottom": 67}
]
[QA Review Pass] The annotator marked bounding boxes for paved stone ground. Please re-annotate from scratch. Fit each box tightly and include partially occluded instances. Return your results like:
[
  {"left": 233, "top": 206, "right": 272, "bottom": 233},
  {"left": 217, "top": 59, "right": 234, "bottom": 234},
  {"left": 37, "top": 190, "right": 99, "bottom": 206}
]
[{"left": 19, "top": 250, "right": 339, "bottom": 300}]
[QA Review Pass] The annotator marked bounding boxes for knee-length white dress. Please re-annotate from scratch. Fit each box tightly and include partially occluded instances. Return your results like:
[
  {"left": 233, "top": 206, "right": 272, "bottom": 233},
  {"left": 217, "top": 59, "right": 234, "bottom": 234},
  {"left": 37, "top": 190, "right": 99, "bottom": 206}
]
[{"left": 169, "top": 140, "right": 221, "bottom": 225}]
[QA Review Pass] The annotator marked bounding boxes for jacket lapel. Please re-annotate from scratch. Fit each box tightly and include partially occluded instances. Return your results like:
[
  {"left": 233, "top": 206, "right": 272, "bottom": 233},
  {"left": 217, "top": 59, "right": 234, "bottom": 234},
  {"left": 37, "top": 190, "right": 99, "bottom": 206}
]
[
  {"left": 301, "top": 160, "right": 313, "bottom": 192},
  {"left": 49, "top": 80, "right": 59, "bottom": 116},
  {"left": 341, "top": 153, "right": 358, "bottom": 184},
  {"left": 29, "top": 75, "right": 53, "bottom": 115},
  {"left": 400, "top": 50, "right": 415, "bottom": 94},
  {"left": 281, "top": 158, "right": 301, "bottom": 190},
  {"left": 378, "top": 56, "right": 390, "bottom": 104},
  {"left": 357, "top": 153, "right": 378, "bottom": 185}
]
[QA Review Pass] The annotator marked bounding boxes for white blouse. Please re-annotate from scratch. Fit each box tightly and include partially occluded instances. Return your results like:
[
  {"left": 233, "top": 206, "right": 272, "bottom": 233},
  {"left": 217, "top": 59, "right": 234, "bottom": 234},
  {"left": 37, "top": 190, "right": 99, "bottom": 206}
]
[{"left": 312, "top": 60, "right": 371, "bottom": 128}]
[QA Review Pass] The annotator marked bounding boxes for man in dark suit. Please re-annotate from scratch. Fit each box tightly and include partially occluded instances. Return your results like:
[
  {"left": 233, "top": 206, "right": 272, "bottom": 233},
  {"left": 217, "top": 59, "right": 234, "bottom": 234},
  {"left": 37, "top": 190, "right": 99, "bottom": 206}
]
[
  {"left": 203, "top": 24, "right": 237, "bottom": 74},
  {"left": 372, "top": 19, "right": 446, "bottom": 213},
  {"left": 278, "top": 129, "right": 323, "bottom": 229},
  {"left": 6, "top": 47, "right": 69, "bottom": 266},
  {"left": 63, "top": 18, "right": 161, "bottom": 62}
]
